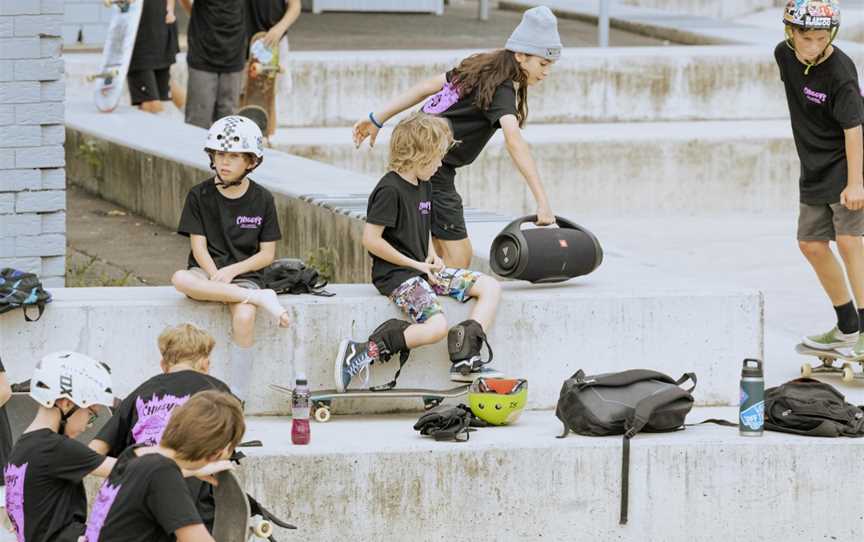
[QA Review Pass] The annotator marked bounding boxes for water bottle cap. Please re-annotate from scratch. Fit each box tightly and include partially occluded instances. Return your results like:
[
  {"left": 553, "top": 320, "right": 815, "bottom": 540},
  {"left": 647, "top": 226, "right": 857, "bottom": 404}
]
[{"left": 741, "top": 358, "right": 763, "bottom": 377}]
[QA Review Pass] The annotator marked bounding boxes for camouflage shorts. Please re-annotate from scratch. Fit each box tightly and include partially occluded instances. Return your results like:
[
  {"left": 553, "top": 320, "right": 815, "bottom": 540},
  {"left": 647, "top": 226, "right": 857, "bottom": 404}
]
[{"left": 389, "top": 268, "right": 482, "bottom": 323}]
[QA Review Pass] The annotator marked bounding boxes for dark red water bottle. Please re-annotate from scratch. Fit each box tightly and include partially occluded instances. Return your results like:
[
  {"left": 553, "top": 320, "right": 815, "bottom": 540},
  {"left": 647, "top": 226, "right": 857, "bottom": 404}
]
[{"left": 291, "top": 374, "right": 310, "bottom": 445}]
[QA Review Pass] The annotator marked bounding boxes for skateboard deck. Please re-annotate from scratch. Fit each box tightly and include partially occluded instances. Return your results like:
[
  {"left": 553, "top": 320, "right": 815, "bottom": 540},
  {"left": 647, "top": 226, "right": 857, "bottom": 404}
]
[
  {"left": 796, "top": 342, "right": 864, "bottom": 382},
  {"left": 238, "top": 105, "right": 269, "bottom": 139},
  {"left": 4, "top": 392, "right": 117, "bottom": 443},
  {"left": 89, "top": 0, "right": 144, "bottom": 112},
  {"left": 269, "top": 383, "right": 469, "bottom": 422},
  {"left": 239, "top": 32, "right": 281, "bottom": 137},
  {"left": 212, "top": 470, "right": 273, "bottom": 542}
]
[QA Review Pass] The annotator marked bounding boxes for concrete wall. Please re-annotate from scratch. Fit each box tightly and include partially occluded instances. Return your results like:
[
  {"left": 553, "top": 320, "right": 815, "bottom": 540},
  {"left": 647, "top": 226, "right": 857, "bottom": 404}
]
[
  {"left": 619, "top": 0, "right": 775, "bottom": 19},
  {"left": 274, "top": 120, "right": 800, "bottom": 215},
  {"left": 0, "top": 285, "right": 764, "bottom": 413},
  {"left": 239, "top": 413, "right": 864, "bottom": 541},
  {"left": 0, "top": 0, "right": 67, "bottom": 287},
  {"left": 64, "top": 45, "right": 795, "bottom": 126},
  {"left": 62, "top": 0, "right": 112, "bottom": 48}
]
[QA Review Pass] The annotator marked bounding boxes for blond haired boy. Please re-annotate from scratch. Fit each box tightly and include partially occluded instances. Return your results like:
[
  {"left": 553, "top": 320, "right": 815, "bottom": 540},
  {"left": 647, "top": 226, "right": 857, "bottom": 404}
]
[
  {"left": 334, "top": 112, "right": 503, "bottom": 392},
  {"left": 89, "top": 323, "right": 234, "bottom": 532},
  {"left": 84, "top": 391, "right": 244, "bottom": 542}
]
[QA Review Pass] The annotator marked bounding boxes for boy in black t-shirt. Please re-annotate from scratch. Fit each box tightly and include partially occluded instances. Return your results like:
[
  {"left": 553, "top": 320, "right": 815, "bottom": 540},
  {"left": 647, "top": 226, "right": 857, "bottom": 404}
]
[
  {"left": 4, "top": 352, "right": 116, "bottom": 542},
  {"left": 84, "top": 390, "right": 243, "bottom": 542},
  {"left": 89, "top": 323, "right": 233, "bottom": 532},
  {"left": 178, "top": 0, "right": 246, "bottom": 128},
  {"left": 334, "top": 113, "right": 503, "bottom": 392},
  {"left": 172, "top": 116, "right": 289, "bottom": 406},
  {"left": 352, "top": 6, "right": 562, "bottom": 269},
  {"left": 777, "top": 1, "right": 864, "bottom": 354}
]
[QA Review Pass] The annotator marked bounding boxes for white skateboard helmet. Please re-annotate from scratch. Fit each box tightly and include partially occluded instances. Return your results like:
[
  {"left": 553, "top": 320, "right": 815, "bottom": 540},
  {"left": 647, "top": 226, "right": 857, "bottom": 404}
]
[
  {"left": 30, "top": 351, "right": 114, "bottom": 409},
  {"left": 204, "top": 115, "right": 264, "bottom": 159}
]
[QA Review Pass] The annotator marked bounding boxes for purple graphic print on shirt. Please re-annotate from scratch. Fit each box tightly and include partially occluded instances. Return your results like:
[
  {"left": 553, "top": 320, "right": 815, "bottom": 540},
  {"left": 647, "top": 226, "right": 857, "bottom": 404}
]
[
  {"left": 131, "top": 393, "right": 191, "bottom": 445},
  {"left": 4, "top": 463, "right": 27, "bottom": 541},
  {"left": 84, "top": 481, "right": 122, "bottom": 542},
  {"left": 422, "top": 82, "right": 460, "bottom": 114}
]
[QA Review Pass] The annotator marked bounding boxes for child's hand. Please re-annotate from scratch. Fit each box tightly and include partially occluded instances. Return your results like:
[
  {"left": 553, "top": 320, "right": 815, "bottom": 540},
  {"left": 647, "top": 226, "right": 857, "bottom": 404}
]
[
  {"left": 187, "top": 460, "right": 235, "bottom": 485},
  {"left": 535, "top": 204, "right": 555, "bottom": 226},
  {"left": 211, "top": 267, "right": 237, "bottom": 283},
  {"left": 414, "top": 261, "right": 438, "bottom": 278},
  {"left": 425, "top": 253, "right": 445, "bottom": 274},
  {"left": 842, "top": 184, "right": 864, "bottom": 211},
  {"left": 352, "top": 118, "right": 380, "bottom": 149},
  {"left": 165, "top": 9, "right": 176, "bottom": 24}
]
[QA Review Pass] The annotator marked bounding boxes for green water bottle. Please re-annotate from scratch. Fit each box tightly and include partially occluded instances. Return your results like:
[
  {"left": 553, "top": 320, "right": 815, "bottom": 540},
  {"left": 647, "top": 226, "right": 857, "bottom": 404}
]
[{"left": 739, "top": 358, "right": 764, "bottom": 436}]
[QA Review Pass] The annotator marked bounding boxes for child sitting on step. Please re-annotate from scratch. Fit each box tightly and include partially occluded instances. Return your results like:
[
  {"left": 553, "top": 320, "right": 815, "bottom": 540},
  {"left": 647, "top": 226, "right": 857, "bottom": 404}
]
[
  {"left": 171, "top": 116, "right": 289, "bottom": 406},
  {"left": 334, "top": 112, "right": 503, "bottom": 392}
]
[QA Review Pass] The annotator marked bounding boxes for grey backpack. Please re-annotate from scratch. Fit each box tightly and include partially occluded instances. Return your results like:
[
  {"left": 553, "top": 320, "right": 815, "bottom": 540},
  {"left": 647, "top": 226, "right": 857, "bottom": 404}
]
[{"left": 555, "top": 369, "right": 697, "bottom": 524}]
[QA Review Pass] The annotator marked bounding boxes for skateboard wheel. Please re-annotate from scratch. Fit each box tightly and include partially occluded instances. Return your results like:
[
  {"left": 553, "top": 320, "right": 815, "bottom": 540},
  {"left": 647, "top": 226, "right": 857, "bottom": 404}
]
[
  {"left": 800, "top": 363, "right": 812, "bottom": 378},
  {"left": 253, "top": 520, "right": 273, "bottom": 538},
  {"left": 314, "top": 406, "right": 331, "bottom": 423},
  {"left": 842, "top": 365, "right": 855, "bottom": 383}
]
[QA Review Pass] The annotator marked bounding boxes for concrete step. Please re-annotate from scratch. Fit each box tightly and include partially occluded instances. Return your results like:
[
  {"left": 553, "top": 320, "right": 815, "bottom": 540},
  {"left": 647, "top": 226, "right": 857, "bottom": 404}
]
[
  {"left": 234, "top": 409, "right": 864, "bottom": 541},
  {"left": 0, "top": 284, "right": 762, "bottom": 414},
  {"left": 272, "top": 120, "right": 799, "bottom": 215},
  {"left": 63, "top": 43, "right": 820, "bottom": 126}
]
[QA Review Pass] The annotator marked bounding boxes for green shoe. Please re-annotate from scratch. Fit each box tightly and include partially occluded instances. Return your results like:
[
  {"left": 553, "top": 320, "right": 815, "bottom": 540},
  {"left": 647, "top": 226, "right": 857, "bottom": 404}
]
[
  {"left": 803, "top": 326, "right": 858, "bottom": 350},
  {"left": 852, "top": 335, "right": 864, "bottom": 358}
]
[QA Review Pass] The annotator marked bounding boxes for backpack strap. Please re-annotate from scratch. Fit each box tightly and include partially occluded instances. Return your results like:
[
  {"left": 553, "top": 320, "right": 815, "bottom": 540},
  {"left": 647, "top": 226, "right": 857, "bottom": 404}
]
[
  {"left": 572, "top": 369, "right": 677, "bottom": 389},
  {"left": 23, "top": 302, "right": 46, "bottom": 322},
  {"left": 619, "top": 383, "right": 695, "bottom": 525}
]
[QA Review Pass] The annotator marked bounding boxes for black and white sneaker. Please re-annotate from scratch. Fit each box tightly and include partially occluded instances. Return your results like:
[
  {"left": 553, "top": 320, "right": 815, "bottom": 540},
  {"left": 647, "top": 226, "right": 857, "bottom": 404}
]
[{"left": 334, "top": 340, "right": 374, "bottom": 392}]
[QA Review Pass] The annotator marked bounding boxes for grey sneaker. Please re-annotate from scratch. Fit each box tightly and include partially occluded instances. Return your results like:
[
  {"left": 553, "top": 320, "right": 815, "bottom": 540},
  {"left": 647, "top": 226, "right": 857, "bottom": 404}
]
[
  {"left": 853, "top": 334, "right": 864, "bottom": 358},
  {"left": 334, "top": 340, "right": 373, "bottom": 392},
  {"left": 449, "top": 357, "right": 504, "bottom": 383},
  {"left": 802, "top": 326, "right": 858, "bottom": 350}
]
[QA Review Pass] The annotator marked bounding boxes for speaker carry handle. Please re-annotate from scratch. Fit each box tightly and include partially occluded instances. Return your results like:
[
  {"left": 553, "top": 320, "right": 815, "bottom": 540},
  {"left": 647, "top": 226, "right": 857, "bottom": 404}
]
[{"left": 504, "top": 214, "right": 582, "bottom": 233}]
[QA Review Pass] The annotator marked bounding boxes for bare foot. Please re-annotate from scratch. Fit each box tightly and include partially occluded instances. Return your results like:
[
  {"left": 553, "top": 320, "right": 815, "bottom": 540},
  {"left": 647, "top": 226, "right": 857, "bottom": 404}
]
[{"left": 249, "top": 289, "right": 290, "bottom": 328}]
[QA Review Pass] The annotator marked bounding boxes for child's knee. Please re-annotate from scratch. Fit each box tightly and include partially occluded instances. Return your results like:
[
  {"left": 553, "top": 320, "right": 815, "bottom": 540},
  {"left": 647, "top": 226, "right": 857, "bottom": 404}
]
[
  {"left": 171, "top": 269, "right": 194, "bottom": 290},
  {"left": 474, "top": 275, "right": 501, "bottom": 300},
  {"left": 799, "top": 239, "right": 830, "bottom": 258},
  {"left": 232, "top": 303, "right": 257, "bottom": 332},
  {"left": 425, "top": 313, "right": 449, "bottom": 341}
]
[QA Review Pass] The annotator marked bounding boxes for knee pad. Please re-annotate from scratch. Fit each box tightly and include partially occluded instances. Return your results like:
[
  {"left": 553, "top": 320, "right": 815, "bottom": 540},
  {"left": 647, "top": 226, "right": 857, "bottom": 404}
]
[
  {"left": 368, "top": 318, "right": 410, "bottom": 362},
  {"left": 447, "top": 319, "right": 492, "bottom": 364}
]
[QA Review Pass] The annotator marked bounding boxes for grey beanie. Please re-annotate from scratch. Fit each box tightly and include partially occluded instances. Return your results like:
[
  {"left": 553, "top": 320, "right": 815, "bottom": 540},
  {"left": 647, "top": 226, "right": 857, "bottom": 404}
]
[{"left": 505, "top": 6, "right": 562, "bottom": 61}]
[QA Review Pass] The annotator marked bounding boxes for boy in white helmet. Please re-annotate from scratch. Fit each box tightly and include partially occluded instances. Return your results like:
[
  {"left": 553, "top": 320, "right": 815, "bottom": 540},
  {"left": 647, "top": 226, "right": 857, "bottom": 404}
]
[
  {"left": 171, "top": 116, "right": 288, "bottom": 404},
  {"left": 776, "top": 1, "right": 864, "bottom": 353},
  {"left": 3, "top": 352, "right": 116, "bottom": 542}
]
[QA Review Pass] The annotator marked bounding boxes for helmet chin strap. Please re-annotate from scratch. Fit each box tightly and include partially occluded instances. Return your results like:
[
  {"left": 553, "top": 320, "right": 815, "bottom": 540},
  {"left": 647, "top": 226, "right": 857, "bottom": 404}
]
[
  {"left": 56, "top": 404, "right": 78, "bottom": 436},
  {"left": 786, "top": 26, "right": 838, "bottom": 75}
]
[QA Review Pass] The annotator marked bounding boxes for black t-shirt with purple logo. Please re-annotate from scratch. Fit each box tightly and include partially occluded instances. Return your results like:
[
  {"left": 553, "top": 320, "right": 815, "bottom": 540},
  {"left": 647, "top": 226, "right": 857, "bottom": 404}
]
[
  {"left": 95, "top": 371, "right": 231, "bottom": 530},
  {"left": 366, "top": 172, "right": 433, "bottom": 295},
  {"left": 4, "top": 429, "right": 105, "bottom": 542},
  {"left": 178, "top": 178, "right": 282, "bottom": 287},
  {"left": 421, "top": 69, "right": 518, "bottom": 168},
  {"left": 84, "top": 446, "right": 201, "bottom": 542},
  {"left": 775, "top": 43, "right": 864, "bottom": 204}
]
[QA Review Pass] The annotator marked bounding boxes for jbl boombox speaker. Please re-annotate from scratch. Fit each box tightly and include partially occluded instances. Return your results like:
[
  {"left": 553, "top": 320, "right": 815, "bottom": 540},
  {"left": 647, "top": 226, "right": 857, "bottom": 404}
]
[{"left": 489, "top": 215, "right": 603, "bottom": 284}]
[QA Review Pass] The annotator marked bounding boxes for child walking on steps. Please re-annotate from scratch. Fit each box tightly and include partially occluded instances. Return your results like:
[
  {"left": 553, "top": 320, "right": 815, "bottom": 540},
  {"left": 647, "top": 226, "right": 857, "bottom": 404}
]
[
  {"left": 352, "top": 5, "right": 562, "bottom": 268},
  {"left": 776, "top": 1, "right": 864, "bottom": 353},
  {"left": 335, "top": 113, "right": 503, "bottom": 392},
  {"left": 171, "top": 116, "right": 289, "bottom": 405}
]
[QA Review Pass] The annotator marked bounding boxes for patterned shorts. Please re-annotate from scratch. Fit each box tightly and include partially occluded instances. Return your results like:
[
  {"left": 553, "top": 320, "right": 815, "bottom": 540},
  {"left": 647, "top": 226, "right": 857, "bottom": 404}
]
[{"left": 389, "top": 268, "right": 482, "bottom": 323}]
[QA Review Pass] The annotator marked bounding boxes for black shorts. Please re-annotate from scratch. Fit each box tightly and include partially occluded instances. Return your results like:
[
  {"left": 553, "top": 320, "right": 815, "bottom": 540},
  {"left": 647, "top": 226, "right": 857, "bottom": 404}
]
[
  {"left": 127, "top": 67, "right": 171, "bottom": 105},
  {"left": 430, "top": 163, "right": 468, "bottom": 241}
]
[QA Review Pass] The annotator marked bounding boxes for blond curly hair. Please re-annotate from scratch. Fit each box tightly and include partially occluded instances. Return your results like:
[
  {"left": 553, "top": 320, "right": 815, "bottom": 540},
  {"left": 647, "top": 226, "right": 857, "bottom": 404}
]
[{"left": 388, "top": 112, "right": 454, "bottom": 173}]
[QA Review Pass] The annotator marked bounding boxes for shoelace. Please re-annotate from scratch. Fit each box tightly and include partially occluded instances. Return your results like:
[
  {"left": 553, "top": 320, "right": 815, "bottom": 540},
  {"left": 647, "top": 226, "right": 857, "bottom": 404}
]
[{"left": 347, "top": 348, "right": 373, "bottom": 388}]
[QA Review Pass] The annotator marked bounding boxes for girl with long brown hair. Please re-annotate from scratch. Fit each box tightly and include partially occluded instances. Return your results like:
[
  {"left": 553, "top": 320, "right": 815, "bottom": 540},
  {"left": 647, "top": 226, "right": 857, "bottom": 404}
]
[{"left": 353, "top": 6, "right": 562, "bottom": 268}]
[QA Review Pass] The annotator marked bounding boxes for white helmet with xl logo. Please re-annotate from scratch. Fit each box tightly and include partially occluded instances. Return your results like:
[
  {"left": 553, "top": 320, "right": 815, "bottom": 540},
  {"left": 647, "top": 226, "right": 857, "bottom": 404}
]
[{"left": 29, "top": 351, "right": 114, "bottom": 409}]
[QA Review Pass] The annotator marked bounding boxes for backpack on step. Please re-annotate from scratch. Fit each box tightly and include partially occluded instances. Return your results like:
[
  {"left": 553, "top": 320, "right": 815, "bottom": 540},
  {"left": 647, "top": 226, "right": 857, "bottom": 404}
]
[
  {"left": 259, "top": 258, "right": 334, "bottom": 297},
  {"left": 555, "top": 369, "right": 697, "bottom": 525},
  {"left": 764, "top": 378, "right": 864, "bottom": 437},
  {"left": 0, "top": 268, "right": 52, "bottom": 322}
]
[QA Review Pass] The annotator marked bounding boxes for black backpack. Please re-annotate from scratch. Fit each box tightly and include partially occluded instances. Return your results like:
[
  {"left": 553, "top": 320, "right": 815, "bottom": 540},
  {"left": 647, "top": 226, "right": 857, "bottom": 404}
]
[
  {"left": 259, "top": 258, "right": 334, "bottom": 297},
  {"left": 555, "top": 369, "right": 697, "bottom": 525},
  {"left": 764, "top": 378, "right": 864, "bottom": 437},
  {"left": 0, "top": 268, "right": 52, "bottom": 322}
]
